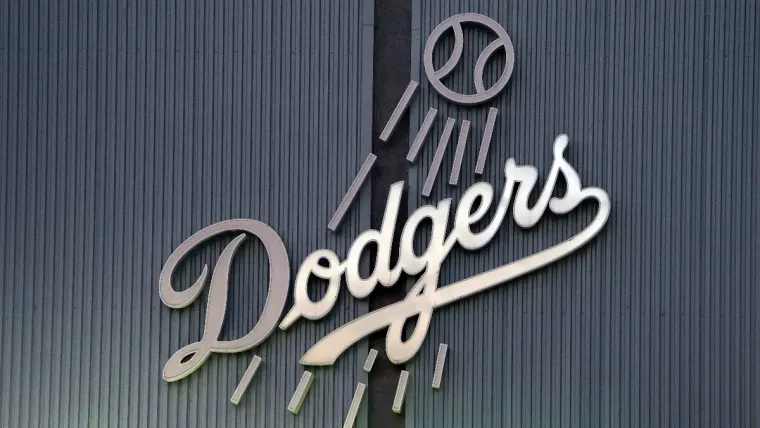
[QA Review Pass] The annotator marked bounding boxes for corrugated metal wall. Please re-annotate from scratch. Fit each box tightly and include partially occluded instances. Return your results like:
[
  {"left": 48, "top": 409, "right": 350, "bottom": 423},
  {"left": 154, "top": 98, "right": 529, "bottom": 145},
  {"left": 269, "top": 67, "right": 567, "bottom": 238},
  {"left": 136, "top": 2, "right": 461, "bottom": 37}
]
[
  {"left": 0, "top": 0, "right": 374, "bottom": 427},
  {"left": 406, "top": 1, "right": 760, "bottom": 427},
  {"left": 1, "top": 0, "right": 759, "bottom": 427}
]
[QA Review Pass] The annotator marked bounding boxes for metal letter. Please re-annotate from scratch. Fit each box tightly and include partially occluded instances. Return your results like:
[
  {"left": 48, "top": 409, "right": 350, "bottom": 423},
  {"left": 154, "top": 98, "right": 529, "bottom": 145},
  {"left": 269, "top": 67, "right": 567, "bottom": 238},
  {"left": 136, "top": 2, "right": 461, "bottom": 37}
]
[
  {"left": 158, "top": 219, "right": 290, "bottom": 382},
  {"left": 299, "top": 138, "right": 610, "bottom": 366}
]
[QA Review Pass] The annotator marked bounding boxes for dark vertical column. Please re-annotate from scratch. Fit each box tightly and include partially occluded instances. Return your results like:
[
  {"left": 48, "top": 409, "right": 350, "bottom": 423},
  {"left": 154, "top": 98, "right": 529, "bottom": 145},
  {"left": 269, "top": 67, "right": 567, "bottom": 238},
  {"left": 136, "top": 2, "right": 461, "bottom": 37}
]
[{"left": 369, "top": 0, "right": 411, "bottom": 426}]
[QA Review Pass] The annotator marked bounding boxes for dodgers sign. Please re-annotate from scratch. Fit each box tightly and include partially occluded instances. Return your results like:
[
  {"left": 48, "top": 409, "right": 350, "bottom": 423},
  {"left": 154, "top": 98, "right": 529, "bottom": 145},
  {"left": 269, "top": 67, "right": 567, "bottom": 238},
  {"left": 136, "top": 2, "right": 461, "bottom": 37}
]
[{"left": 158, "top": 12, "right": 610, "bottom": 423}]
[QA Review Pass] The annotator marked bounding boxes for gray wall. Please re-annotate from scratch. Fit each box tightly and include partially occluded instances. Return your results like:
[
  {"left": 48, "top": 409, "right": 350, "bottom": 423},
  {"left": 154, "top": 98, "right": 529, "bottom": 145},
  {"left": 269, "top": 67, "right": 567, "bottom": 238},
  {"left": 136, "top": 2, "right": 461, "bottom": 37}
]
[
  {"left": 406, "top": 1, "right": 760, "bottom": 427},
  {"left": 0, "top": 0, "right": 374, "bottom": 427},
  {"left": 1, "top": 0, "right": 759, "bottom": 427}
]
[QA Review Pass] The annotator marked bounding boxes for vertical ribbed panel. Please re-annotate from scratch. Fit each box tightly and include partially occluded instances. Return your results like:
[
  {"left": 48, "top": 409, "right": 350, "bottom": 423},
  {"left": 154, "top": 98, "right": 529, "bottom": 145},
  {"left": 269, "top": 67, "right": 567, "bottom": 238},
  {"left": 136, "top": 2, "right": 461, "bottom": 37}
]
[
  {"left": 0, "top": 0, "right": 373, "bottom": 427},
  {"left": 406, "top": 1, "right": 760, "bottom": 427},
  {"left": 3, "top": 1, "right": 760, "bottom": 427}
]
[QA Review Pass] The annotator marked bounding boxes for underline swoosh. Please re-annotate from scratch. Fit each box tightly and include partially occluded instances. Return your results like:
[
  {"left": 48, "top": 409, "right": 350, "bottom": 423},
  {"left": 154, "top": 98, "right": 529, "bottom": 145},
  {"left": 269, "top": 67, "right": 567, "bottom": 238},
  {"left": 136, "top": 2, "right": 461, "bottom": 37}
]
[{"left": 299, "top": 188, "right": 611, "bottom": 366}]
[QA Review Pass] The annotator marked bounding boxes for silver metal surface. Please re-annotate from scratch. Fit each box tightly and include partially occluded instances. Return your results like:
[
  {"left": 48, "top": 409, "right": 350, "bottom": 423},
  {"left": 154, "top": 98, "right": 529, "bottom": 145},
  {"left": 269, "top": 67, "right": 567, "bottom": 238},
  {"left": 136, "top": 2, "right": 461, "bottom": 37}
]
[
  {"left": 363, "top": 349, "right": 378, "bottom": 372},
  {"left": 474, "top": 107, "right": 498, "bottom": 175},
  {"left": 423, "top": 14, "right": 515, "bottom": 106},
  {"left": 343, "top": 180, "right": 405, "bottom": 297},
  {"left": 328, "top": 153, "right": 377, "bottom": 232},
  {"left": 379, "top": 80, "right": 419, "bottom": 142},
  {"left": 287, "top": 371, "right": 314, "bottom": 414},
  {"left": 392, "top": 370, "right": 410, "bottom": 414},
  {"left": 230, "top": 355, "right": 262, "bottom": 405},
  {"left": 342, "top": 383, "right": 366, "bottom": 428},
  {"left": 406, "top": 108, "right": 438, "bottom": 163},
  {"left": 449, "top": 120, "right": 470, "bottom": 185},
  {"left": 422, "top": 118, "right": 456, "bottom": 197},
  {"left": 431, "top": 344, "right": 448, "bottom": 389},
  {"left": 158, "top": 219, "right": 291, "bottom": 382},
  {"left": 279, "top": 248, "right": 345, "bottom": 329},
  {"left": 299, "top": 135, "right": 611, "bottom": 366},
  {"left": 280, "top": 182, "right": 406, "bottom": 330}
]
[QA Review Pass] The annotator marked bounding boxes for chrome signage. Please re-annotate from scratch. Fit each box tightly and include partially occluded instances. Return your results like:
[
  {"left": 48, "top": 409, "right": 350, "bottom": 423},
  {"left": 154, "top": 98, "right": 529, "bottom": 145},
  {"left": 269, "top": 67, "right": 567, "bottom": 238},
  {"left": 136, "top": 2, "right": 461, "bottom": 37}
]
[{"left": 157, "top": 12, "right": 610, "bottom": 425}]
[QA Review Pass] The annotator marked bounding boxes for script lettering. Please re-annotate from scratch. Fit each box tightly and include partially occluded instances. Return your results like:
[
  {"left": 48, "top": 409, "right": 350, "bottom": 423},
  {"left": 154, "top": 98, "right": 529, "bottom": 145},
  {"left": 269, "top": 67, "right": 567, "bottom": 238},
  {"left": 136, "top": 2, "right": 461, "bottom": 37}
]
[
  {"left": 158, "top": 135, "right": 611, "bottom": 375},
  {"left": 158, "top": 219, "right": 290, "bottom": 382},
  {"left": 292, "top": 135, "right": 611, "bottom": 365}
]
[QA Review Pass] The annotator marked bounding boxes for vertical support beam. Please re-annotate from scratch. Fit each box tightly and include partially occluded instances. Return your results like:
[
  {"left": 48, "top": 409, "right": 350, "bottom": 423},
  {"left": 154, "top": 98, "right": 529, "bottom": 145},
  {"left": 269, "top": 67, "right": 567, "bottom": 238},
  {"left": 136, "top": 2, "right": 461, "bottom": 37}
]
[{"left": 369, "top": 0, "right": 412, "bottom": 427}]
